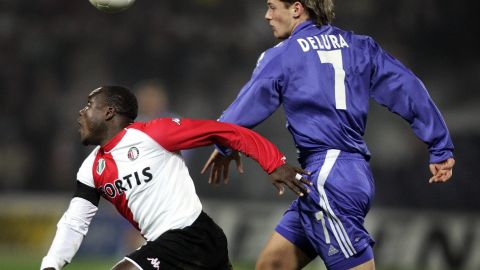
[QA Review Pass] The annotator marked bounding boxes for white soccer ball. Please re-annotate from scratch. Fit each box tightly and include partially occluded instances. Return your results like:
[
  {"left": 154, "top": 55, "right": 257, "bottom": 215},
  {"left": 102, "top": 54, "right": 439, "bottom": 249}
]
[{"left": 89, "top": 0, "right": 136, "bottom": 13}]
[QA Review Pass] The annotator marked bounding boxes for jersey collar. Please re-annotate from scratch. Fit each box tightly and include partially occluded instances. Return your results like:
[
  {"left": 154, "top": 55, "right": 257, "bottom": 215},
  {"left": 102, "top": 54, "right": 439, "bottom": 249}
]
[
  {"left": 291, "top": 20, "right": 316, "bottom": 37},
  {"left": 100, "top": 124, "right": 132, "bottom": 153}
]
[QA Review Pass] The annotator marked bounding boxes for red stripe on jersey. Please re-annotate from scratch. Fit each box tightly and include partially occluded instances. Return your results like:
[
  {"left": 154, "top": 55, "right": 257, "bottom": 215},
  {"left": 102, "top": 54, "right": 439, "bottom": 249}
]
[
  {"left": 102, "top": 128, "right": 127, "bottom": 152},
  {"left": 129, "top": 118, "right": 286, "bottom": 174},
  {"left": 92, "top": 150, "right": 140, "bottom": 231}
]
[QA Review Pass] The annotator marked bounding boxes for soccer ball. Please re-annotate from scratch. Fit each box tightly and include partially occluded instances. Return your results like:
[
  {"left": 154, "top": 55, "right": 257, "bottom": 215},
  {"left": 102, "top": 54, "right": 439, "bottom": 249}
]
[{"left": 89, "top": 0, "right": 136, "bottom": 13}]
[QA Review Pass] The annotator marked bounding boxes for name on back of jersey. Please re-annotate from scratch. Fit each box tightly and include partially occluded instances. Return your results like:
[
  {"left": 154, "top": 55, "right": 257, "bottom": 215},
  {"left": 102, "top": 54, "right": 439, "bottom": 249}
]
[{"left": 297, "top": 34, "right": 349, "bottom": 52}]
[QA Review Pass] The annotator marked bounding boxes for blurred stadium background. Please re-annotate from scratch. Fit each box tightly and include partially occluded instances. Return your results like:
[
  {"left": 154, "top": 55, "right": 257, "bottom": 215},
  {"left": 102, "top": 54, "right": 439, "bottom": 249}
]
[{"left": 0, "top": 0, "right": 478, "bottom": 269}]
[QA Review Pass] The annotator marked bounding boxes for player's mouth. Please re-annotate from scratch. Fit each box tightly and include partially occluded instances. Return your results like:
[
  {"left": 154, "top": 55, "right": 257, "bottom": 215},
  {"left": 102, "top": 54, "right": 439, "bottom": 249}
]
[{"left": 270, "top": 25, "right": 277, "bottom": 34}]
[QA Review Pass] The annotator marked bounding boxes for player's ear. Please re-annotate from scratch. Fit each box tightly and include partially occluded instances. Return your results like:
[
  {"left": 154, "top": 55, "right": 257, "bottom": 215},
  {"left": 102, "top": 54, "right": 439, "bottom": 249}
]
[
  {"left": 105, "top": 106, "right": 116, "bottom": 120},
  {"left": 291, "top": 2, "right": 305, "bottom": 18}
]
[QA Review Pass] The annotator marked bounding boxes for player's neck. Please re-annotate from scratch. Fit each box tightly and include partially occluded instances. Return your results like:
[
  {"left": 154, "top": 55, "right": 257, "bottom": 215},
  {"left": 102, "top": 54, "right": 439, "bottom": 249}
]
[{"left": 99, "top": 119, "right": 131, "bottom": 147}]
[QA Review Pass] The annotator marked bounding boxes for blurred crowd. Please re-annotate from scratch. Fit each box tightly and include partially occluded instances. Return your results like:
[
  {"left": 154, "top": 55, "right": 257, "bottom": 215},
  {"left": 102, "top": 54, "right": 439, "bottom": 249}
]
[{"left": 0, "top": 0, "right": 478, "bottom": 210}]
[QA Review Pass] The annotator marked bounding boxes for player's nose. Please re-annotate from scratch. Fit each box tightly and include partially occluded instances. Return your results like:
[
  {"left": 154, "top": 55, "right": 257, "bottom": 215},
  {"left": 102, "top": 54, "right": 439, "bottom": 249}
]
[{"left": 265, "top": 10, "right": 272, "bottom": 20}]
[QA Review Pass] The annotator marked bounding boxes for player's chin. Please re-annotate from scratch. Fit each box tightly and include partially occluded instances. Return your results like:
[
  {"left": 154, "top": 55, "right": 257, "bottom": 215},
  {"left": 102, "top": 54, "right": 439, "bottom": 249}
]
[
  {"left": 273, "top": 32, "right": 288, "bottom": 40},
  {"left": 80, "top": 137, "right": 89, "bottom": 146},
  {"left": 79, "top": 134, "right": 90, "bottom": 146}
]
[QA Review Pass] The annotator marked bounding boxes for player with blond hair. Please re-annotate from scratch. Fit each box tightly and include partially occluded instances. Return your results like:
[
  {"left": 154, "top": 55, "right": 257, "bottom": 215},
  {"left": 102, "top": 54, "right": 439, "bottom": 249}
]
[{"left": 202, "top": 0, "right": 455, "bottom": 269}]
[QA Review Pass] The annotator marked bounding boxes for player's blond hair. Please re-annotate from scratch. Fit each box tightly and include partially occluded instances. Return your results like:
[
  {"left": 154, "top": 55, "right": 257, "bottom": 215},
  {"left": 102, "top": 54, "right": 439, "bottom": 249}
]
[{"left": 280, "top": 0, "right": 335, "bottom": 26}]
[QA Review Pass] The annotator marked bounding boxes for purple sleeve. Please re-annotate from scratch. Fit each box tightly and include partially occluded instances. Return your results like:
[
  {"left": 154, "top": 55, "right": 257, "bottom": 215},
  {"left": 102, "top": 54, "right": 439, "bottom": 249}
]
[
  {"left": 219, "top": 78, "right": 281, "bottom": 127},
  {"left": 368, "top": 38, "right": 454, "bottom": 163},
  {"left": 216, "top": 50, "right": 283, "bottom": 156}
]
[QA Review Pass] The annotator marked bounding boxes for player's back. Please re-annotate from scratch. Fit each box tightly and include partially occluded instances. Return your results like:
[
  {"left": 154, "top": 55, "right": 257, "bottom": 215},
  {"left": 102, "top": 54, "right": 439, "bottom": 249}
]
[
  {"left": 278, "top": 22, "right": 381, "bottom": 161},
  {"left": 220, "top": 21, "right": 432, "bottom": 163}
]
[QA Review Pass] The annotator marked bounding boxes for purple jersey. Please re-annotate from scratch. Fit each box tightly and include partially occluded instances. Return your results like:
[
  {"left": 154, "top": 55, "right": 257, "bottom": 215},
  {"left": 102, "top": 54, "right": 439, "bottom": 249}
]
[{"left": 219, "top": 21, "right": 454, "bottom": 163}]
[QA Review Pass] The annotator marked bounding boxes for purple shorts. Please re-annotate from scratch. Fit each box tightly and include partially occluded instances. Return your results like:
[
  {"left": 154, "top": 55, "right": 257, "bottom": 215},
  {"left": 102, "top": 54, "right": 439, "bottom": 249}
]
[{"left": 275, "top": 150, "right": 375, "bottom": 269}]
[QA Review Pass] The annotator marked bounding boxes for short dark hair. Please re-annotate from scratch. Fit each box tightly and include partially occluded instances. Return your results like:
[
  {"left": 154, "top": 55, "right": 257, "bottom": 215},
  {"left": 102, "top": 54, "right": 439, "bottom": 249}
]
[
  {"left": 94, "top": 86, "right": 138, "bottom": 120},
  {"left": 280, "top": 0, "right": 335, "bottom": 26}
]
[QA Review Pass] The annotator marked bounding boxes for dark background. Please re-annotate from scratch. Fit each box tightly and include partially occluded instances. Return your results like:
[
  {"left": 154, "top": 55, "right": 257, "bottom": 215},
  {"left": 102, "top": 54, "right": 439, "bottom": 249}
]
[{"left": 0, "top": 0, "right": 478, "bottom": 210}]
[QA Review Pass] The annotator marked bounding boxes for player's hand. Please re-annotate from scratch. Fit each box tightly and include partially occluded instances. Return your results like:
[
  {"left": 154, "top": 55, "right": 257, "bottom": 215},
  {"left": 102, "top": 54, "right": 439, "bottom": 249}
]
[
  {"left": 269, "top": 164, "right": 312, "bottom": 196},
  {"left": 429, "top": 157, "right": 455, "bottom": 183},
  {"left": 201, "top": 149, "right": 243, "bottom": 185}
]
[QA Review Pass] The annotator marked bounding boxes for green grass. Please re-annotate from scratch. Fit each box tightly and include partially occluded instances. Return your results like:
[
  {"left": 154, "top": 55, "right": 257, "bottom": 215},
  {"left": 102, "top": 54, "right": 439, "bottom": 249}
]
[
  {"left": 0, "top": 255, "right": 256, "bottom": 270},
  {"left": 1, "top": 255, "right": 423, "bottom": 270},
  {"left": 1, "top": 257, "right": 114, "bottom": 270}
]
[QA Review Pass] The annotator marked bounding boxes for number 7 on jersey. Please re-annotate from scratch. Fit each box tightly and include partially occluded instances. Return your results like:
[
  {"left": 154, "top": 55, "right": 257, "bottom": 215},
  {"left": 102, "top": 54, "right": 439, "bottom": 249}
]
[{"left": 317, "top": 50, "right": 347, "bottom": 110}]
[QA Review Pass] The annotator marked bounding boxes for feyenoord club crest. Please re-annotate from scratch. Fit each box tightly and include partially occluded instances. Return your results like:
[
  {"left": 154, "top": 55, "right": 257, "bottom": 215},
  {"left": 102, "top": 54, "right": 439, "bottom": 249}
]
[
  {"left": 96, "top": 158, "right": 106, "bottom": 175},
  {"left": 128, "top": 147, "right": 139, "bottom": 161}
]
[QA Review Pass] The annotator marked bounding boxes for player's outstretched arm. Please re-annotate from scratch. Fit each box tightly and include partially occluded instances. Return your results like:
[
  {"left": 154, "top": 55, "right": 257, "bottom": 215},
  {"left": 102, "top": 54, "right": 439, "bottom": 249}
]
[
  {"left": 141, "top": 118, "right": 312, "bottom": 195},
  {"left": 40, "top": 198, "right": 96, "bottom": 270},
  {"left": 201, "top": 149, "right": 243, "bottom": 185},
  {"left": 429, "top": 157, "right": 455, "bottom": 183},
  {"left": 41, "top": 182, "right": 99, "bottom": 270}
]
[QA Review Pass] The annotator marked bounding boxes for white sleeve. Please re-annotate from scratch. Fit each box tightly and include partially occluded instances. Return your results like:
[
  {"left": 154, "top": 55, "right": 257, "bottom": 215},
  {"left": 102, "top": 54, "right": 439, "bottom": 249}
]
[
  {"left": 40, "top": 197, "right": 98, "bottom": 270},
  {"left": 76, "top": 146, "right": 100, "bottom": 188}
]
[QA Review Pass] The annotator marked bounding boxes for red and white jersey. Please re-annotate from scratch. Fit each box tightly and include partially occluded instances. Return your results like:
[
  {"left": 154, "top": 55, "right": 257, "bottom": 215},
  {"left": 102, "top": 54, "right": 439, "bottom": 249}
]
[{"left": 76, "top": 118, "right": 285, "bottom": 241}]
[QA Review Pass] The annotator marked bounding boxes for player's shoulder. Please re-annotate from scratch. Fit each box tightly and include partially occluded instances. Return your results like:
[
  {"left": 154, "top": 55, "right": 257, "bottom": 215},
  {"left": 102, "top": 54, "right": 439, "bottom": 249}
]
[
  {"left": 258, "top": 40, "right": 288, "bottom": 63},
  {"left": 84, "top": 146, "right": 101, "bottom": 161},
  {"left": 328, "top": 25, "right": 376, "bottom": 47},
  {"left": 127, "top": 118, "right": 186, "bottom": 140},
  {"left": 79, "top": 146, "right": 100, "bottom": 169},
  {"left": 130, "top": 118, "right": 183, "bottom": 130},
  {"left": 77, "top": 146, "right": 101, "bottom": 186}
]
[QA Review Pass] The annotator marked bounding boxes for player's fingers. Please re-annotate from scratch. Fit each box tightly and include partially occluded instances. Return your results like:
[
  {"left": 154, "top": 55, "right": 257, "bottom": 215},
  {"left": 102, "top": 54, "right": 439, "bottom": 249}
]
[
  {"left": 201, "top": 150, "right": 218, "bottom": 174},
  {"left": 429, "top": 164, "right": 438, "bottom": 176},
  {"left": 208, "top": 165, "right": 214, "bottom": 184},
  {"left": 211, "top": 166, "right": 220, "bottom": 185},
  {"left": 293, "top": 173, "right": 310, "bottom": 193},
  {"left": 293, "top": 168, "right": 312, "bottom": 186},
  {"left": 284, "top": 180, "right": 305, "bottom": 197},
  {"left": 444, "top": 158, "right": 455, "bottom": 169},
  {"left": 295, "top": 172, "right": 313, "bottom": 186},
  {"left": 210, "top": 165, "right": 220, "bottom": 184},
  {"left": 295, "top": 167, "right": 311, "bottom": 176},
  {"left": 236, "top": 156, "right": 244, "bottom": 174},
  {"left": 201, "top": 160, "right": 212, "bottom": 175},
  {"left": 215, "top": 165, "right": 224, "bottom": 185},
  {"left": 296, "top": 181, "right": 309, "bottom": 194},
  {"left": 429, "top": 170, "right": 443, "bottom": 183},
  {"left": 223, "top": 163, "right": 230, "bottom": 184},
  {"left": 438, "top": 170, "right": 452, "bottom": 182},
  {"left": 429, "top": 170, "right": 450, "bottom": 183},
  {"left": 273, "top": 182, "right": 285, "bottom": 195},
  {"left": 429, "top": 169, "right": 441, "bottom": 183}
]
